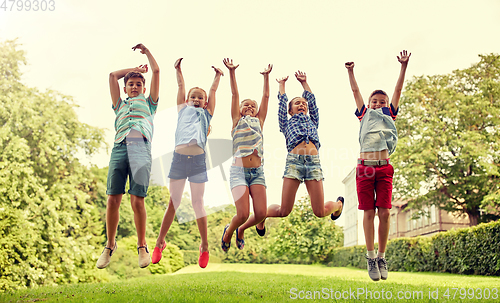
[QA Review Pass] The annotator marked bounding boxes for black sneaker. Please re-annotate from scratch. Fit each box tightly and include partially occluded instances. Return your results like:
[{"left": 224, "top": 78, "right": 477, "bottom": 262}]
[{"left": 331, "top": 196, "right": 344, "bottom": 220}]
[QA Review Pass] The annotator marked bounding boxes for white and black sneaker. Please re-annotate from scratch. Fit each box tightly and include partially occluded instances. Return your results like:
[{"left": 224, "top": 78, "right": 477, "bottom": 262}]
[
  {"left": 377, "top": 257, "right": 388, "bottom": 280},
  {"left": 366, "top": 255, "right": 381, "bottom": 281}
]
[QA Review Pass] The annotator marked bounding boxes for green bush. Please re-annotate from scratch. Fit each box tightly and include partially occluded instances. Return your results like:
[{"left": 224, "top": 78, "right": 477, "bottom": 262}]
[
  {"left": 328, "top": 220, "right": 500, "bottom": 276},
  {"left": 432, "top": 221, "right": 500, "bottom": 275}
]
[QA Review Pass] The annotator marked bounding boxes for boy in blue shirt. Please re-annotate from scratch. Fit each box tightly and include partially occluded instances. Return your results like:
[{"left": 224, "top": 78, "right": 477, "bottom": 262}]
[
  {"left": 96, "top": 43, "right": 159, "bottom": 269},
  {"left": 346, "top": 50, "right": 410, "bottom": 281}
]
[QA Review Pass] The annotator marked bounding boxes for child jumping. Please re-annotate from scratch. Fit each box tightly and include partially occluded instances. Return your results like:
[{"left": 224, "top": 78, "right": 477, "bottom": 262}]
[
  {"left": 96, "top": 43, "right": 160, "bottom": 269},
  {"left": 152, "top": 58, "right": 223, "bottom": 268},
  {"left": 345, "top": 50, "right": 411, "bottom": 281},
  {"left": 254, "top": 71, "right": 344, "bottom": 236},
  {"left": 220, "top": 58, "right": 272, "bottom": 252}
]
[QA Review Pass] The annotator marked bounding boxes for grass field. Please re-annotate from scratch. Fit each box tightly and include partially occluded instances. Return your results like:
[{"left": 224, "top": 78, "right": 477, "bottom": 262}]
[{"left": 1, "top": 264, "right": 499, "bottom": 302}]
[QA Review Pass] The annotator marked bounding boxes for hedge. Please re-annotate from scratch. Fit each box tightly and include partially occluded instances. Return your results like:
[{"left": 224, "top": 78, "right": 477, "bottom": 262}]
[{"left": 327, "top": 220, "right": 500, "bottom": 276}]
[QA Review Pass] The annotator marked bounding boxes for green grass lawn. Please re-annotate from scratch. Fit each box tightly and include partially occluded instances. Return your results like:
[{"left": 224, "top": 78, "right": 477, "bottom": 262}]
[{"left": 1, "top": 264, "right": 499, "bottom": 302}]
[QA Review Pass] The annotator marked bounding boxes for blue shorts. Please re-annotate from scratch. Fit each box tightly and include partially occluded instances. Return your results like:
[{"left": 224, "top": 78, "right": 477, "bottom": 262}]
[
  {"left": 283, "top": 153, "right": 324, "bottom": 183},
  {"left": 168, "top": 152, "right": 208, "bottom": 183},
  {"left": 229, "top": 165, "right": 266, "bottom": 189},
  {"left": 106, "top": 140, "right": 152, "bottom": 197}
]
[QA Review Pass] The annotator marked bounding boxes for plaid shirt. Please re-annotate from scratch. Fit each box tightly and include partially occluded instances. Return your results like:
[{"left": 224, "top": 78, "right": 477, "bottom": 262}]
[{"left": 278, "top": 90, "right": 320, "bottom": 152}]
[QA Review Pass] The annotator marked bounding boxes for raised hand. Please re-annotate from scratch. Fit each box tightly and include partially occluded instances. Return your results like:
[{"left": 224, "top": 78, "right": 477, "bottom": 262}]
[
  {"left": 260, "top": 64, "right": 273, "bottom": 75},
  {"left": 135, "top": 64, "right": 148, "bottom": 73},
  {"left": 397, "top": 50, "right": 411, "bottom": 64},
  {"left": 295, "top": 70, "right": 307, "bottom": 83},
  {"left": 223, "top": 58, "right": 239, "bottom": 71},
  {"left": 174, "top": 58, "right": 183, "bottom": 70},
  {"left": 345, "top": 62, "right": 355, "bottom": 70},
  {"left": 212, "top": 66, "right": 224, "bottom": 76},
  {"left": 276, "top": 76, "right": 289, "bottom": 84},
  {"left": 132, "top": 43, "right": 148, "bottom": 54}
]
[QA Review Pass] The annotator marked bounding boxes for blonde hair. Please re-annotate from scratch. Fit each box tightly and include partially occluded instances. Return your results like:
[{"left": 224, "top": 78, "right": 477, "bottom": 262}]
[
  {"left": 240, "top": 99, "right": 258, "bottom": 108},
  {"left": 187, "top": 87, "right": 207, "bottom": 100}
]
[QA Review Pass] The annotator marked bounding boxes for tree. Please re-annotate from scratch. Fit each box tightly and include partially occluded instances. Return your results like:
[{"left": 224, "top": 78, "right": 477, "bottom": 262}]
[
  {"left": 0, "top": 39, "right": 106, "bottom": 290},
  {"left": 393, "top": 54, "right": 500, "bottom": 226},
  {"left": 270, "top": 197, "right": 344, "bottom": 263}
]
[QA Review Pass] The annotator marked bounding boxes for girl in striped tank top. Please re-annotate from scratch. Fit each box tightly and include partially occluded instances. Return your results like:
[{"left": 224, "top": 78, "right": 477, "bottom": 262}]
[{"left": 220, "top": 58, "right": 272, "bottom": 252}]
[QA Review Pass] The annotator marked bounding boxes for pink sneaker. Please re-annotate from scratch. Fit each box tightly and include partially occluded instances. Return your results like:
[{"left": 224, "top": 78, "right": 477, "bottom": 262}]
[
  {"left": 198, "top": 246, "right": 209, "bottom": 268},
  {"left": 152, "top": 242, "right": 166, "bottom": 264}
]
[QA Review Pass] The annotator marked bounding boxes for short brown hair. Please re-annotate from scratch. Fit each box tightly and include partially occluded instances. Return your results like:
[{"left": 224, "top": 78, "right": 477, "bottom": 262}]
[
  {"left": 124, "top": 72, "right": 146, "bottom": 86},
  {"left": 369, "top": 90, "right": 388, "bottom": 101}
]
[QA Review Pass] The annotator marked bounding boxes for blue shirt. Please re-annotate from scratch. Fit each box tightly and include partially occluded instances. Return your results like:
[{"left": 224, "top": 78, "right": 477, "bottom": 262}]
[
  {"left": 278, "top": 90, "right": 320, "bottom": 152},
  {"left": 355, "top": 104, "right": 399, "bottom": 155},
  {"left": 174, "top": 105, "right": 212, "bottom": 151},
  {"left": 113, "top": 94, "right": 158, "bottom": 143}
]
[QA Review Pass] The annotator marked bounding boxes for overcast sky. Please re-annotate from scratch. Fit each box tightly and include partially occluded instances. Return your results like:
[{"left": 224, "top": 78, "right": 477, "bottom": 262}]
[{"left": 1, "top": 0, "right": 500, "bottom": 227}]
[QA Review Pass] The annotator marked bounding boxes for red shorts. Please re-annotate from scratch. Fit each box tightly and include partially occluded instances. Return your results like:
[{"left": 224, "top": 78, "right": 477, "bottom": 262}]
[{"left": 356, "top": 162, "right": 394, "bottom": 210}]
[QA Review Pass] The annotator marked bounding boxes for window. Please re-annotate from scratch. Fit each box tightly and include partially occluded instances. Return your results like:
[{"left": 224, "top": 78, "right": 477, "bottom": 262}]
[
  {"left": 430, "top": 205, "right": 437, "bottom": 224},
  {"left": 407, "top": 210, "right": 412, "bottom": 231},
  {"left": 389, "top": 214, "right": 396, "bottom": 234},
  {"left": 423, "top": 207, "right": 429, "bottom": 226}
]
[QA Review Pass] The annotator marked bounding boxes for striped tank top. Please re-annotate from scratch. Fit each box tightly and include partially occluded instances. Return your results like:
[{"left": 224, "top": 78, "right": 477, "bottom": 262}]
[{"left": 231, "top": 115, "right": 263, "bottom": 160}]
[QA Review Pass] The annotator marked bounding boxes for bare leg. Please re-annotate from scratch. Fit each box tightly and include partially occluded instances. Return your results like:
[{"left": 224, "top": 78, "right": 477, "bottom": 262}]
[
  {"left": 130, "top": 194, "right": 147, "bottom": 247},
  {"left": 305, "top": 180, "right": 342, "bottom": 218},
  {"left": 377, "top": 208, "right": 390, "bottom": 253},
  {"left": 363, "top": 209, "right": 376, "bottom": 251},
  {"left": 190, "top": 182, "right": 208, "bottom": 253},
  {"left": 155, "top": 179, "right": 186, "bottom": 248},
  {"left": 106, "top": 194, "right": 123, "bottom": 248},
  {"left": 223, "top": 185, "right": 250, "bottom": 243},
  {"left": 256, "top": 178, "right": 301, "bottom": 232},
  {"left": 237, "top": 184, "right": 267, "bottom": 239}
]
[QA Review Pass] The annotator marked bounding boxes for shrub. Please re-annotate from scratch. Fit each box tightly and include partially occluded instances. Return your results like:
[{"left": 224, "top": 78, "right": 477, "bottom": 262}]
[{"left": 327, "top": 220, "right": 500, "bottom": 276}]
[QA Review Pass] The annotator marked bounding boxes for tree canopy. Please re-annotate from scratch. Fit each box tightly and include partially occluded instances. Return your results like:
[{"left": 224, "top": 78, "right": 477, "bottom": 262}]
[
  {"left": 0, "top": 40, "right": 106, "bottom": 290},
  {"left": 393, "top": 54, "right": 500, "bottom": 226}
]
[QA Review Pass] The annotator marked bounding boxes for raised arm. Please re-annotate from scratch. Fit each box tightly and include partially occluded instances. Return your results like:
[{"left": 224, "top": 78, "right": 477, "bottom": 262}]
[
  {"left": 295, "top": 70, "right": 311, "bottom": 93},
  {"left": 132, "top": 44, "right": 159, "bottom": 102},
  {"left": 345, "top": 62, "right": 365, "bottom": 112},
  {"left": 391, "top": 50, "right": 411, "bottom": 110},
  {"left": 109, "top": 65, "right": 147, "bottom": 107},
  {"left": 206, "top": 65, "right": 224, "bottom": 116},
  {"left": 174, "top": 58, "right": 186, "bottom": 110},
  {"left": 277, "top": 76, "right": 288, "bottom": 95},
  {"left": 257, "top": 64, "right": 273, "bottom": 128},
  {"left": 223, "top": 58, "right": 240, "bottom": 127},
  {"left": 277, "top": 76, "right": 289, "bottom": 133}
]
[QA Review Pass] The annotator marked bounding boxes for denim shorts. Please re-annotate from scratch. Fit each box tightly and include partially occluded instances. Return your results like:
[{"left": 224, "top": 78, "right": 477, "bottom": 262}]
[
  {"left": 229, "top": 165, "right": 266, "bottom": 189},
  {"left": 283, "top": 153, "right": 324, "bottom": 183},
  {"left": 106, "top": 140, "right": 152, "bottom": 197},
  {"left": 168, "top": 151, "right": 208, "bottom": 183}
]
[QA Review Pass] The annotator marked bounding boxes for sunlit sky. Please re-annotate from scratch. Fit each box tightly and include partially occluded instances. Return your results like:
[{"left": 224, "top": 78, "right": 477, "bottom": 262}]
[{"left": 1, "top": 0, "right": 500, "bottom": 227}]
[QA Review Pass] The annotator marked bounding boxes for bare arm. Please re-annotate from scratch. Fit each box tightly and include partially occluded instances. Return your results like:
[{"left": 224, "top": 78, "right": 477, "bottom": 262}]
[
  {"left": 132, "top": 44, "right": 160, "bottom": 102},
  {"left": 206, "top": 66, "right": 224, "bottom": 116},
  {"left": 391, "top": 50, "right": 411, "bottom": 111},
  {"left": 223, "top": 58, "right": 240, "bottom": 128},
  {"left": 109, "top": 65, "right": 147, "bottom": 107},
  {"left": 345, "top": 62, "right": 365, "bottom": 112},
  {"left": 174, "top": 58, "right": 186, "bottom": 109},
  {"left": 257, "top": 64, "right": 273, "bottom": 128},
  {"left": 295, "top": 70, "right": 311, "bottom": 93},
  {"left": 277, "top": 76, "right": 288, "bottom": 95}
]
